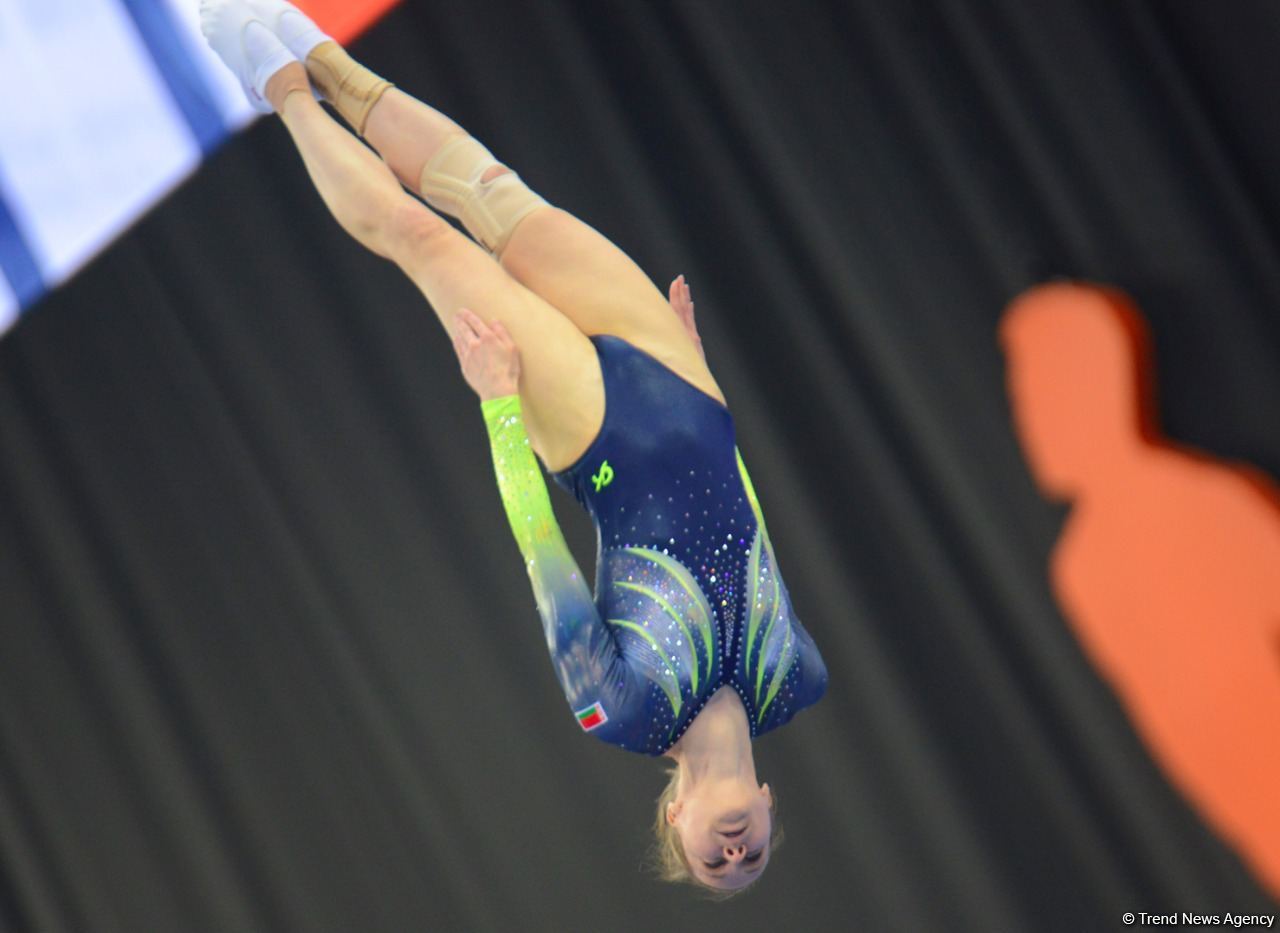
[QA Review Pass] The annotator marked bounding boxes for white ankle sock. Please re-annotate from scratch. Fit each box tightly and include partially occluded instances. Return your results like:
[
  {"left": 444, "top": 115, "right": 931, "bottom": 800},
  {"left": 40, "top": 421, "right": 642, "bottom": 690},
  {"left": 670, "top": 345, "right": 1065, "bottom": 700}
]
[
  {"left": 201, "top": 0, "right": 299, "bottom": 111},
  {"left": 250, "top": 0, "right": 331, "bottom": 60},
  {"left": 276, "top": 9, "right": 330, "bottom": 60},
  {"left": 242, "top": 20, "right": 296, "bottom": 100}
]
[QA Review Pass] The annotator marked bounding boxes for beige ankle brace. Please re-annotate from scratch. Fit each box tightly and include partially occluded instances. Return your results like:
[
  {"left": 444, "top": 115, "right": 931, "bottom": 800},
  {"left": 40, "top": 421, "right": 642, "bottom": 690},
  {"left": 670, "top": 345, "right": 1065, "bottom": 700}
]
[
  {"left": 418, "top": 135, "right": 548, "bottom": 256},
  {"left": 305, "top": 42, "right": 393, "bottom": 135}
]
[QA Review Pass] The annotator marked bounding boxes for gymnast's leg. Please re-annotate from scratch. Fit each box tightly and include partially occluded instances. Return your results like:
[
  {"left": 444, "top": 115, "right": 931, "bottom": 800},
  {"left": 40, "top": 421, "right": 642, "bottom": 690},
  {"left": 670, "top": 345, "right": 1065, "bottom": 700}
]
[
  {"left": 246, "top": 2, "right": 723, "bottom": 402},
  {"left": 200, "top": 1, "right": 603, "bottom": 469},
  {"left": 363, "top": 89, "right": 724, "bottom": 402}
]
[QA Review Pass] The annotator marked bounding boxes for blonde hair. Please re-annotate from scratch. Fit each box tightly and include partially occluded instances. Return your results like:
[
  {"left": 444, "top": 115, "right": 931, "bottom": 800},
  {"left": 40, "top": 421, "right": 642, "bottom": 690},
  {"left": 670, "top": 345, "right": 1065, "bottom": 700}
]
[{"left": 649, "top": 763, "right": 784, "bottom": 899}]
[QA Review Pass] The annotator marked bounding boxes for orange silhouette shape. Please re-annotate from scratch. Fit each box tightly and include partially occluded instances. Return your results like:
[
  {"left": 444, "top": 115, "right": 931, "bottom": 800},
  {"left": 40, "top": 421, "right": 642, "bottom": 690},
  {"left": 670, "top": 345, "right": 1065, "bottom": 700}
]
[{"left": 1000, "top": 282, "right": 1280, "bottom": 896}]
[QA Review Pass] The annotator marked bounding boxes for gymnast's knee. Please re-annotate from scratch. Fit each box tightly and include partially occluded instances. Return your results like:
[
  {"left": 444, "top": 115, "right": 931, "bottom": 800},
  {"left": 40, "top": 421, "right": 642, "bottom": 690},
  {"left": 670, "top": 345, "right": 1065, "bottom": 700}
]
[
  {"left": 417, "top": 134, "right": 549, "bottom": 258},
  {"left": 381, "top": 200, "right": 455, "bottom": 264}
]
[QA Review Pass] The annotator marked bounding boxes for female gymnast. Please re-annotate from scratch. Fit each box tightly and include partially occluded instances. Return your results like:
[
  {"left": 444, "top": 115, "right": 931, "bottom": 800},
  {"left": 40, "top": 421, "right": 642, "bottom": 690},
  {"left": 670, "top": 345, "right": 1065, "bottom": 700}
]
[{"left": 201, "top": 0, "right": 827, "bottom": 894}]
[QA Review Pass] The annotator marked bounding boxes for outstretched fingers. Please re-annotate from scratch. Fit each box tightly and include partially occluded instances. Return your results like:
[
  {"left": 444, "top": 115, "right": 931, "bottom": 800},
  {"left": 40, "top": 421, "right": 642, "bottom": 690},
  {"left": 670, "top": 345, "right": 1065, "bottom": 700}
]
[
  {"left": 491, "top": 318, "right": 516, "bottom": 349},
  {"left": 668, "top": 274, "right": 704, "bottom": 360},
  {"left": 451, "top": 308, "right": 522, "bottom": 401},
  {"left": 450, "top": 310, "right": 474, "bottom": 361}
]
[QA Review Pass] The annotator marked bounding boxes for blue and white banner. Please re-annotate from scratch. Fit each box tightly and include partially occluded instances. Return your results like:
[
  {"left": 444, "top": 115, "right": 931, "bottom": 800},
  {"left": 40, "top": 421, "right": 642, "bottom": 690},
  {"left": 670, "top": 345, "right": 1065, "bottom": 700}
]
[{"left": 0, "top": 0, "right": 396, "bottom": 338}]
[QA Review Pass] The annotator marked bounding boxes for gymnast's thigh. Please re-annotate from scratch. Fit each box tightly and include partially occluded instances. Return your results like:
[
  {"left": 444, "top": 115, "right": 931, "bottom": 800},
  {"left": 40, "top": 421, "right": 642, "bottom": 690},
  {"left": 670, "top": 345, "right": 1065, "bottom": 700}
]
[
  {"left": 498, "top": 206, "right": 726, "bottom": 406},
  {"left": 393, "top": 216, "right": 605, "bottom": 471}
]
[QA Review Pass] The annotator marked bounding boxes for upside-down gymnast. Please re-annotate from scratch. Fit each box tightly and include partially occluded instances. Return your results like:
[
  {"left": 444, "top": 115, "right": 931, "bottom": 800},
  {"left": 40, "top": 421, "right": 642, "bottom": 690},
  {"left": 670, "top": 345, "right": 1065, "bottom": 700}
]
[{"left": 201, "top": 0, "right": 827, "bottom": 894}]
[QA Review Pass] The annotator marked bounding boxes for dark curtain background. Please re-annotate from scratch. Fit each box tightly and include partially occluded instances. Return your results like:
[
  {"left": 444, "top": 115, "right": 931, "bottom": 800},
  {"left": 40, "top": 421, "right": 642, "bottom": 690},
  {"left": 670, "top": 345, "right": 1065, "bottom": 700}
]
[{"left": 1, "top": 1, "right": 1277, "bottom": 930}]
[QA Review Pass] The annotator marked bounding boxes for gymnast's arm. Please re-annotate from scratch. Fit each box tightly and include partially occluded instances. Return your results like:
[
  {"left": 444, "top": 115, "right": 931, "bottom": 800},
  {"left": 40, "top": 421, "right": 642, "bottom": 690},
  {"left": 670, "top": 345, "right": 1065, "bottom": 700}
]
[
  {"left": 454, "top": 309, "right": 646, "bottom": 745},
  {"left": 701, "top": 317, "right": 828, "bottom": 719},
  {"left": 669, "top": 276, "right": 782, "bottom": 558},
  {"left": 734, "top": 439, "right": 829, "bottom": 721}
]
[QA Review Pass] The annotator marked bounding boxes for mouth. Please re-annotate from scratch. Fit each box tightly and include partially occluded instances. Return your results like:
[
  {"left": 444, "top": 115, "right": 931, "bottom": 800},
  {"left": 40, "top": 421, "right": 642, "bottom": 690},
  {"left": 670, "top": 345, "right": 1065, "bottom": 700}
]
[{"left": 720, "top": 826, "right": 747, "bottom": 839}]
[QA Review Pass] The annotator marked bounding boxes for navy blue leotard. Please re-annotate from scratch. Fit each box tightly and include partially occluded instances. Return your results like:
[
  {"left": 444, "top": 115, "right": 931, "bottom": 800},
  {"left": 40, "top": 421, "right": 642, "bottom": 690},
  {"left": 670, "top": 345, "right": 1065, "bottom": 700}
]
[{"left": 481, "top": 335, "right": 826, "bottom": 756}]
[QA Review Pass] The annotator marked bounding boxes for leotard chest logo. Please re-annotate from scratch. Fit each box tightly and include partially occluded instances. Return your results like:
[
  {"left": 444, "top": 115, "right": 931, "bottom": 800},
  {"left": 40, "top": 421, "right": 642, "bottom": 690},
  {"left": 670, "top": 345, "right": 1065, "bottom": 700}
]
[{"left": 592, "top": 460, "right": 615, "bottom": 492}]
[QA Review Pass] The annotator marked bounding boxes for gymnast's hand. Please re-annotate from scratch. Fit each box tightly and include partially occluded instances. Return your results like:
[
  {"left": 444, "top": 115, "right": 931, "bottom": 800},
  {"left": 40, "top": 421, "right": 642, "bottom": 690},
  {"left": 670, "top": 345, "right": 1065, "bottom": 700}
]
[
  {"left": 452, "top": 308, "right": 521, "bottom": 401},
  {"left": 668, "top": 274, "right": 705, "bottom": 362}
]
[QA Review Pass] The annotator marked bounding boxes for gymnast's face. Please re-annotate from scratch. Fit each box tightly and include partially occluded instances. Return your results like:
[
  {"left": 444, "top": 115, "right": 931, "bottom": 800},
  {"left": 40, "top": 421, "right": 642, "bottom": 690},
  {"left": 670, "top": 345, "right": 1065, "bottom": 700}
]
[{"left": 669, "top": 779, "right": 773, "bottom": 890}]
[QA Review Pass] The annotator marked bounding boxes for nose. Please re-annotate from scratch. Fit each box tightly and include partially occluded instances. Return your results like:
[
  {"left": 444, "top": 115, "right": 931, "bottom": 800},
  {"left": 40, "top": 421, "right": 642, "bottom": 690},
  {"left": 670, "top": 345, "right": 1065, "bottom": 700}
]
[{"left": 722, "top": 843, "right": 747, "bottom": 862}]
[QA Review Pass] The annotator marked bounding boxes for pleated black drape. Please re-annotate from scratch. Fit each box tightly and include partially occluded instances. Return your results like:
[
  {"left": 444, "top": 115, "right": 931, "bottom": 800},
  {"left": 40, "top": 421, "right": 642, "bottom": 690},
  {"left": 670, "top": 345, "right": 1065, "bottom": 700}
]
[{"left": 1, "top": 1, "right": 1277, "bottom": 930}]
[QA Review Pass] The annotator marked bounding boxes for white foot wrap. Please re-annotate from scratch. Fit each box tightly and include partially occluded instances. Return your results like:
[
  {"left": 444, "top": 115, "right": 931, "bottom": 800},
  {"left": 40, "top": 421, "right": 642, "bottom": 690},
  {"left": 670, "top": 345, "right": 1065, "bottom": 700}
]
[
  {"left": 199, "top": 0, "right": 297, "bottom": 112},
  {"left": 248, "top": 0, "right": 330, "bottom": 61},
  {"left": 419, "top": 136, "right": 548, "bottom": 256}
]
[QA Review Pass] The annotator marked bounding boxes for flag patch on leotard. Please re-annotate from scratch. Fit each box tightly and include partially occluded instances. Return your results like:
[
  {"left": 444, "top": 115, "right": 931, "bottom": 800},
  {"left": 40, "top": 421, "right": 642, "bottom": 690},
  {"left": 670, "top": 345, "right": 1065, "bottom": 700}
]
[{"left": 575, "top": 701, "right": 608, "bottom": 731}]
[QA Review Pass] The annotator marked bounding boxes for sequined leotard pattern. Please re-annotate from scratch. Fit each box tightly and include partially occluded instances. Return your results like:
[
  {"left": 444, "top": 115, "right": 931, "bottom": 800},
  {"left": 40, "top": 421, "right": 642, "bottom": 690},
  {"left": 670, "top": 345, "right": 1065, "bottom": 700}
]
[{"left": 481, "top": 335, "right": 827, "bottom": 756}]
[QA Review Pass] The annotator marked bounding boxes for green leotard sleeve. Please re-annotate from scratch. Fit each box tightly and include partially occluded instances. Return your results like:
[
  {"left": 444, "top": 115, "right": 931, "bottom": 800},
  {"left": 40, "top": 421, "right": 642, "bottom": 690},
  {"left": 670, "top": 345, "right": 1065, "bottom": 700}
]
[
  {"left": 480, "top": 394, "right": 594, "bottom": 607},
  {"left": 480, "top": 395, "right": 636, "bottom": 738},
  {"left": 482, "top": 396, "right": 561, "bottom": 550}
]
